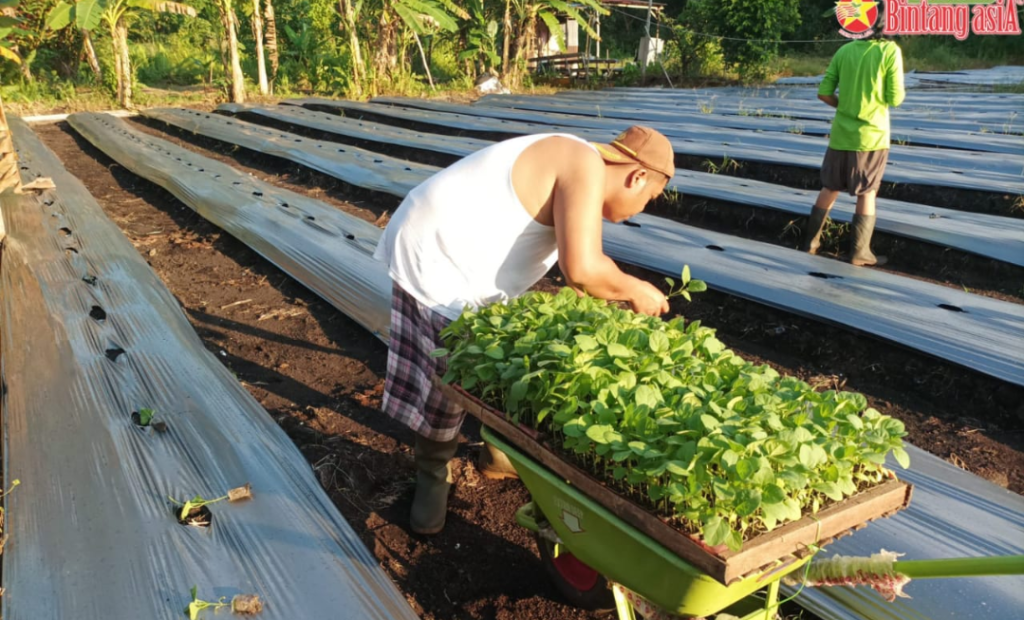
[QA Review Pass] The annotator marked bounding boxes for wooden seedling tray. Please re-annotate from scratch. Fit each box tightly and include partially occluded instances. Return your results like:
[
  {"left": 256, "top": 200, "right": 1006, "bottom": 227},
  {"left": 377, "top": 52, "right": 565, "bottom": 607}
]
[{"left": 438, "top": 381, "right": 913, "bottom": 585}]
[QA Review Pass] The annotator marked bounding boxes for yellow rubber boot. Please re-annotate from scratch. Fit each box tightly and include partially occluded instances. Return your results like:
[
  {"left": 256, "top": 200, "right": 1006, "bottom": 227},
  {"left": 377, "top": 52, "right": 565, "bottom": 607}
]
[{"left": 479, "top": 441, "right": 519, "bottom": 480}]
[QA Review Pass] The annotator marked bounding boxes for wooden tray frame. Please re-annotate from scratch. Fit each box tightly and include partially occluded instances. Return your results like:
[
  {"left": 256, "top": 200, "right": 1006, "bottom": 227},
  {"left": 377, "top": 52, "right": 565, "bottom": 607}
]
[{"left": 438, "top": 381, "right": 913, "bottom": 585}]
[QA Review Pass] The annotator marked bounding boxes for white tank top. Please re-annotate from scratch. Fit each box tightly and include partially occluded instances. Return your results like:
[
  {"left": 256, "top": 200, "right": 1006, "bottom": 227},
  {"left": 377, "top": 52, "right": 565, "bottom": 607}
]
[{"left": 374, "top": 133, "right": 590, "bottom": 320}]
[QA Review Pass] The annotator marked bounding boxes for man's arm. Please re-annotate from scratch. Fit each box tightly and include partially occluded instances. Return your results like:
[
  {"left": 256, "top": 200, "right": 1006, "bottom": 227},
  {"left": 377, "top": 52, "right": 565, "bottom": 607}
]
[
  {"left": 885, "top": 43, "right": 906, "bottom": 108},
  {"left": 818, "top": 49, "right": 841, "bottom": 108},
  {"left": 552, "top": 147, "right": 668, "bottom": 316}
]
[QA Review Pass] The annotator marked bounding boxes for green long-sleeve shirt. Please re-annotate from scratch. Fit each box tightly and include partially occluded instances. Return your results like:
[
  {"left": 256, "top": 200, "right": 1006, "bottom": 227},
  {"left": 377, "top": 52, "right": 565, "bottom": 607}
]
[{"left": 819, "top": 40, "right": 905, "bottom": 152}]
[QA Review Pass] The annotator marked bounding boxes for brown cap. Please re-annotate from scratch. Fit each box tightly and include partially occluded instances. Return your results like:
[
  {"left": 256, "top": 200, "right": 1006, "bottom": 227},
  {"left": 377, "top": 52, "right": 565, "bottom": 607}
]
[{"left": 592, "top": 126, "right": 675, "bottom": 179}]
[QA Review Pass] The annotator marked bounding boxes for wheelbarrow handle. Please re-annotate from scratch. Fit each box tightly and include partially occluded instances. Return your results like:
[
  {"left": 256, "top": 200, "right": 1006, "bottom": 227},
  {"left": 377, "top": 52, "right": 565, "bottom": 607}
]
[{"left": 894, "top": 555, "right": 1024, "bottom": 579}]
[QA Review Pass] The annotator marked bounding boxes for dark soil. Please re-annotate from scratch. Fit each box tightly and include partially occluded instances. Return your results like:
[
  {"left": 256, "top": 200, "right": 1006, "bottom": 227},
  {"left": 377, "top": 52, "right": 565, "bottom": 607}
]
[{"left": 29, "top": 119, "right": 1024, "bottom": 620}]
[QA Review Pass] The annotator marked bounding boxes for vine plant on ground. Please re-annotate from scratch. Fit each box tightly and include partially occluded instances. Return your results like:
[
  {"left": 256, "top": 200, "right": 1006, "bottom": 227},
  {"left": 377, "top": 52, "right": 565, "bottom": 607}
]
[{"left": 435, "top": 269, "right": 908, "bottom": 551}]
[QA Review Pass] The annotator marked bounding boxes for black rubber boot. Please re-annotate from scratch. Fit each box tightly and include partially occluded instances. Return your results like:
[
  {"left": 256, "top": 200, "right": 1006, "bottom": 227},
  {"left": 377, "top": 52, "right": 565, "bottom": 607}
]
[
  {"left": 849, "top": 214, "right": 887, "bottom": 266},
  {"left": 410, "top": 435, "right": 459, "bottom": 535},
  {"left": 801, "top": 206, "right": 830, "bottom": 254}
]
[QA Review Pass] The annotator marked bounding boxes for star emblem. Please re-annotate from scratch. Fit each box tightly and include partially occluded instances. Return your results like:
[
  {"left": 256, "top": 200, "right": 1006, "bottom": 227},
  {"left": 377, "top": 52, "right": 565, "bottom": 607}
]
[{"left": 837, "top": 0, "right": 878, "bottom": 30}]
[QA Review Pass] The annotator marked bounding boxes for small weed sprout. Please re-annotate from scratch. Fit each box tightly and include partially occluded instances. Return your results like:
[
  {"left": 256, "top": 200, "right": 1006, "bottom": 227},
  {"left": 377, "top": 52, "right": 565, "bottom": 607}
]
[
  {"left": 786, "top": 125, "right": 804, "bottom": 135},
  {"left": 703, "top": 155, "right": 741, "bottom": 175},
  {"left": 187, "top": 586, "right": 229, "bottom": 620},
  {"left": 1009, "top": 195, "right": 1024, "bottom": 215},
  {"left": 1002, "top": 111, "right": 1018, "bottom": 135}
]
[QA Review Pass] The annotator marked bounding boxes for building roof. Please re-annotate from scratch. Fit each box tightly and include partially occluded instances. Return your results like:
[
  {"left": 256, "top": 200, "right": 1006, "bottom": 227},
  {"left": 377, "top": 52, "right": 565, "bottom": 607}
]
[{"left": 599, "top": 0, "right": 666, "bottom": 9}]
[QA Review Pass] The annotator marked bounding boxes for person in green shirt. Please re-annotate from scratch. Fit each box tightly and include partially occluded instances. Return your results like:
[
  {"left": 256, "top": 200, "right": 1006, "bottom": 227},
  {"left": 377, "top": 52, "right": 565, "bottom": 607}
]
[{"left": 802, "top": 33, "right": 905, "bottom": 266}]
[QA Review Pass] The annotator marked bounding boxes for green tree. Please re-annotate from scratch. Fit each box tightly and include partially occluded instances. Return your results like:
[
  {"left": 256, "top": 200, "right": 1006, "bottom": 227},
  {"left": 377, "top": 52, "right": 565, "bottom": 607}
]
[
  {"left": 682, "top": 0, "right": 800, "bottom": 81},
  {"left": 212, "top": 0, "right": 244, "bottom": 102},
  {"left": 47, "top": 0, "right": 196, "bottom": 108}
]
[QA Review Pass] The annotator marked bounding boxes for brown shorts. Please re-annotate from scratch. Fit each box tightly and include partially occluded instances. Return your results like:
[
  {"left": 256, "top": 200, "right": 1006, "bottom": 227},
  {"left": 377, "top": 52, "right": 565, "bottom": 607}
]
[{"left": 820, "top": 148, "right": 889, "bottom": 196}]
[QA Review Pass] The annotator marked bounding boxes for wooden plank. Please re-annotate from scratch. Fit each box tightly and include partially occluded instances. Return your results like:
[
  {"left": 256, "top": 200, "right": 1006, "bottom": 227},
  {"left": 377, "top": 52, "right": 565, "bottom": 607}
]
[
  {"left": 719, "top": 478, "right": 913, "bottom": 581},
  {"left": 438, "top": 381, "right": 913, "bottom": 585}
]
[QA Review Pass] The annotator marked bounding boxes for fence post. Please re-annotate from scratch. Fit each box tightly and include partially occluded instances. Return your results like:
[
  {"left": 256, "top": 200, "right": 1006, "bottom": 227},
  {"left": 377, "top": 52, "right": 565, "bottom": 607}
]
[{"left": 0, "top": 92, "right": 19, "bottom": 243}]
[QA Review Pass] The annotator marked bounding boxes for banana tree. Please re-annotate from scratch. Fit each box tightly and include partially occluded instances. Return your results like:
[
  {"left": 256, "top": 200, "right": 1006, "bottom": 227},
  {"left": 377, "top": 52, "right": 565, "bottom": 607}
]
[
  {"left": 459, "top": 0, "right": 499, "bottom": 78},
  {"left": 47, "top": 0, "right": 196, "bottom": 108},
  {"left": 507, "top": 0, "right": 606, "bottom": 86},
  {"left": 336, "top": 0, "right": 363, "bottom": 94},
  {"left": 0, "top": 0, "right": 26, "bottom": 67},
  {"left": 368, "top": 0, "right": 463, "bottom": 88}
]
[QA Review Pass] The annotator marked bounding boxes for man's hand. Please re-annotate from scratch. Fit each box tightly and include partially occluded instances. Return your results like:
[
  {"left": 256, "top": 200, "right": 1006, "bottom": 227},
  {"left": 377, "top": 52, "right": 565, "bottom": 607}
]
[{"left": 629, "top": 280, "right": 670, "bottom": 316}]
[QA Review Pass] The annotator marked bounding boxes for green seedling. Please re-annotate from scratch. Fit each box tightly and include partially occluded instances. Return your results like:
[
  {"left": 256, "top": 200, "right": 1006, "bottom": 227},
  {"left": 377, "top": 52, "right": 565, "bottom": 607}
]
[
  {"left": 170, "top": 494, "right": 228, "bottom": 522},
  {"left": 1, "top": 479, "right": 22, "bottom": 541},
  {"left": 186, "top": 585, "right": 229, "bottom": 620},
  {"left": 170, "top": 484, "right": 253, "bottom": 522},
  {"left": 664, "top": 265, "right": 708, "bottom": 302},
  {"left": 437, "top": 286, "right": 909, "bottom": 552},
  {"left": 138, "top": 408, "right": 155, "bottom": 426}
]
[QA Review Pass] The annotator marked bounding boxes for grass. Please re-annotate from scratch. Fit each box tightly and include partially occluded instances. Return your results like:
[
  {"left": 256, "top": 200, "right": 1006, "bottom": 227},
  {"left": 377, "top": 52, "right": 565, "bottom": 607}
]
[{"left": 703, "top": 155, "right": 742, "bottom": 175}]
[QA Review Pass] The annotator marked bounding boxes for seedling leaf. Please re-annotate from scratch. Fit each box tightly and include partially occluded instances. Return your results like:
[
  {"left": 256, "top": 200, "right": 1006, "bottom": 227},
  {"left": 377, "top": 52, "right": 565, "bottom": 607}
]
[
  {"left": 437, "top": 287, "right": 909, "bottom": 552},
  {"left": 138, "top": 408, "right": 155, "bottom": 426}
]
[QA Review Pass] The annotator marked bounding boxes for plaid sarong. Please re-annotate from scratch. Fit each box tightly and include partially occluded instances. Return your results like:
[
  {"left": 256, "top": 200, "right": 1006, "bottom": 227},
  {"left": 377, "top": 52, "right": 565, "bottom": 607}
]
[{"left": 381, "top": 282, "right": 465, "bottom": 442}]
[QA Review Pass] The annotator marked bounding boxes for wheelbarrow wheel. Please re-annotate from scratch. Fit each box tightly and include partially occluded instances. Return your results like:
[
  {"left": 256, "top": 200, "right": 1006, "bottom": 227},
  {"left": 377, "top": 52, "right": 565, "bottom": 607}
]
[{"left": 535, "top": 534, "right": 615, "bottom": 612}]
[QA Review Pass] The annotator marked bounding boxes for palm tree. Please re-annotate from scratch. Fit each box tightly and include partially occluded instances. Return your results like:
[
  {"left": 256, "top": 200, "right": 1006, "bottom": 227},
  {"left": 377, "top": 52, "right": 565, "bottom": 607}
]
[
  {"left": 47, "top": 0, "right": 196, "bottom": 109},
  {"left": 249, "top": 0, "right": 268, "bottom": 95},
  {"left": 213, "top": 0, "right": 245, "bottom": 102},
  {"left": 263, "top": 0, "right": 277, "bottom": 91}
]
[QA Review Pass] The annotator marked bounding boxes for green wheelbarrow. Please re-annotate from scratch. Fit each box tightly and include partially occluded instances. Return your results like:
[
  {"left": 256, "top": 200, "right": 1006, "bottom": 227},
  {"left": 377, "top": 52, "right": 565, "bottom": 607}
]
[
  {"left": 481, "top": 426, "right": 1024, "bottom": 620},
  {"left": 483, "top": 425, "right": 808, "bottom": 620}
]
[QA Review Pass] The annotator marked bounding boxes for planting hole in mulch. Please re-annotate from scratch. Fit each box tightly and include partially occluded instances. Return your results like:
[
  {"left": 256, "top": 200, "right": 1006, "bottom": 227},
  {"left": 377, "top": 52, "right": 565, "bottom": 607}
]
[
  {"left": 89, "top": 305, "right": 106, "bottom": 321},
  {"left": 706, "top": 245, "right": 725, "bottom": 251},
  {"left": 129, "top": 410, "right": 149, "bottom": 428},
  {"left": 622, "top": 220, "right": 641, "bottom": 228},
  {"left": 105, "top": 346, "right": 126, "bottom": 361},
  {"left": 82, "top": 275, "right": 98, "bottom": 286},
  {"left": 809, "top": 272, "right": 843, "bottom": 280},
  {"left": 938, "top": 304, "right": 966, "bottom": 313},
  {"left": 173, "top": 504, "right": 213, "bottom": 528}
]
